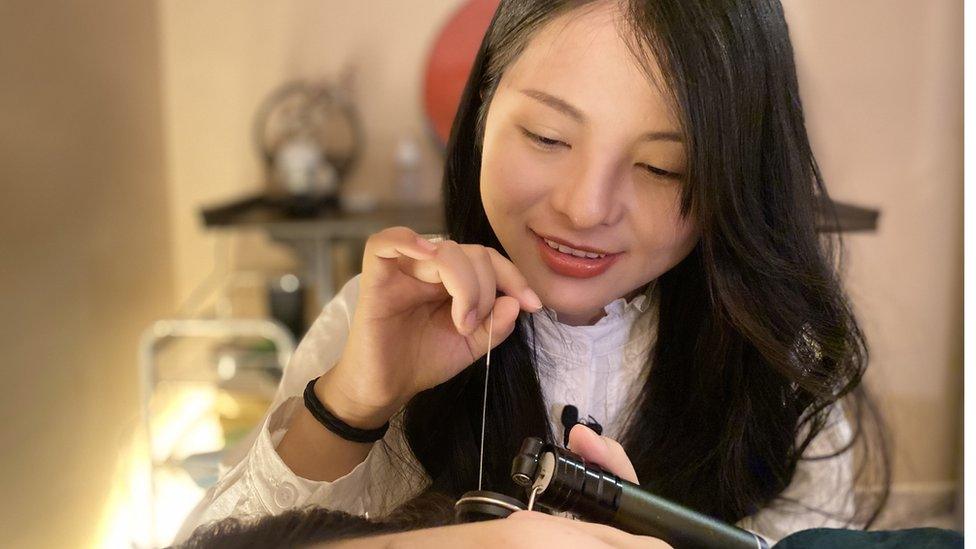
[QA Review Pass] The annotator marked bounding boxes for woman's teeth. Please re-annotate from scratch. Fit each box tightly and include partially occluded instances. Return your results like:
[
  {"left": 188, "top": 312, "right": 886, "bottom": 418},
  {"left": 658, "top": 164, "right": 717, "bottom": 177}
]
[{"left": 543, "top": 238, "right": 606, "bottom": 259}]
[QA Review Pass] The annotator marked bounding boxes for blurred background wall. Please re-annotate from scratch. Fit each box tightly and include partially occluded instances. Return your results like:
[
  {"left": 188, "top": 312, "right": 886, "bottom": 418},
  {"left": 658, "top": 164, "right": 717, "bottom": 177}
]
[
  {"left": 783, "top": 0, "right": 963, "bottom": 508},
  {"left": 0, "top": 1, "right": 173, "bottom": 547},
  {"left": 0, "top": 1, "right": 962, "bottom": 547}
]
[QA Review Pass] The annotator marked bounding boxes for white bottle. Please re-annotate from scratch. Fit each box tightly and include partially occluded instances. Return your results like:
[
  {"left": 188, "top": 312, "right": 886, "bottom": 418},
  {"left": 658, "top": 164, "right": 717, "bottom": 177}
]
[
  {"left": 276, "top": 134, "right": 318, "bottom": 195},
  {"left": 275, "top": 132, "right": 338, "bottom": 198},
  {"left": 394, "top": 134, "right": 423, "bottom": 205}
]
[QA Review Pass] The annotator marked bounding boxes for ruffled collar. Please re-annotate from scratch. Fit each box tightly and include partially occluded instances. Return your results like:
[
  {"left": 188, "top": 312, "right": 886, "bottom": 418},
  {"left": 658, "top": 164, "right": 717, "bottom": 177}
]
[
  {"left": 525, "top": 281, "right": 659, "bottom": 366},
  {"left": 538, "top": 280, "right": 657, "bottom": 325}
]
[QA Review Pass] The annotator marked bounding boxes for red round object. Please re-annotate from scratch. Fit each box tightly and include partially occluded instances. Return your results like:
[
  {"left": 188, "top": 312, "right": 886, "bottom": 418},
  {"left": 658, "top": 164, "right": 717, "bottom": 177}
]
[{"left": 422, "top": 0, "right": 500, "bottom": 147}]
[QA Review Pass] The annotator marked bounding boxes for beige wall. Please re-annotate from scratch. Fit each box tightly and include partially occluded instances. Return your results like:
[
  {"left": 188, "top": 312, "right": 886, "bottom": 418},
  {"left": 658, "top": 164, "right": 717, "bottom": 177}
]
[
  {"left": 783, "top": 0, "right": 963, "bottom": 488},
  {"left": 0, "top": 1, "right": 173, "bottom": 548}
]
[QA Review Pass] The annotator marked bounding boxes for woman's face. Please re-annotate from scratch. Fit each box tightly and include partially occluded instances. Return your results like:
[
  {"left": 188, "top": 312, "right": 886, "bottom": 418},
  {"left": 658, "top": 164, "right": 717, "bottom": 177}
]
[{"left": 480, "top": 3, "right": 699, "bottom": 325}]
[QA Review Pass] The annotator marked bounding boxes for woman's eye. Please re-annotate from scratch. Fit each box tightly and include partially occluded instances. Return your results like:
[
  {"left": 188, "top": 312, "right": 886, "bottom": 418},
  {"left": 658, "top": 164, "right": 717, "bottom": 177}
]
[
  {"left": 638, "top": 163, "right": 682, "bottom": 180},
  {"left": 520, "top": 127, "right": 567, "bottom": 150}
]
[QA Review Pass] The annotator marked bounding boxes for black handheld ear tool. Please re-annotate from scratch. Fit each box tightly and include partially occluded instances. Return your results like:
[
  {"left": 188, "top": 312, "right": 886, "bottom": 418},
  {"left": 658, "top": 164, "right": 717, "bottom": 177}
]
[
  {"left": 453, "top": 312, "right": 767, "bottom": 549},
  {"left": 508, "top": 437, "right": 769, "bottom": 549}
]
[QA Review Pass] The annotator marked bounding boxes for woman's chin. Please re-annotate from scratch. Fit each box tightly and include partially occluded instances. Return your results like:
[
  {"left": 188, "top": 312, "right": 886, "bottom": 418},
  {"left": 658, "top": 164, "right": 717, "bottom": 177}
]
[{"left": 537, "top": 295, "right": 610, "bottom": 326}]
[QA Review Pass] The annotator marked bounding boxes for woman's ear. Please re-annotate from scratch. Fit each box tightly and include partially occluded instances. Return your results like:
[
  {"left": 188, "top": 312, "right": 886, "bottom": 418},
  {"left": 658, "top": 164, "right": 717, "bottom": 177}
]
[{"left": 567, "top": 424, "right": 639, "bottom": 484}]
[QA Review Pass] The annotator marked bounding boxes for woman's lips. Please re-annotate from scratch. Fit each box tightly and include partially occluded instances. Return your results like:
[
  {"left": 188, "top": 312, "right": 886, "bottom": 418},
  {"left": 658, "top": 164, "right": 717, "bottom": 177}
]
[{"left": 534, "top": 233, "right": 621, "bottom": 278}]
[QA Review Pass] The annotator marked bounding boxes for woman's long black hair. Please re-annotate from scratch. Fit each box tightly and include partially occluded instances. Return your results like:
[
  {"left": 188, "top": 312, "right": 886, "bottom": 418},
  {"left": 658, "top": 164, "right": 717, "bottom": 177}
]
[{"left": 403, "top": 0, "right": 889, "bottom": 526}]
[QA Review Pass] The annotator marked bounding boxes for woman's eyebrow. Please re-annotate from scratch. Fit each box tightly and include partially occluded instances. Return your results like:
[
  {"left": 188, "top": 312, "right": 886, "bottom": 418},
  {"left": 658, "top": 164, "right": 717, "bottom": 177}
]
[
  {"left": 520, "top": 88, "right": 586, "bottom": 123},
  {"left": 519, "top": 88, "right": 682, "bottom": 142}
]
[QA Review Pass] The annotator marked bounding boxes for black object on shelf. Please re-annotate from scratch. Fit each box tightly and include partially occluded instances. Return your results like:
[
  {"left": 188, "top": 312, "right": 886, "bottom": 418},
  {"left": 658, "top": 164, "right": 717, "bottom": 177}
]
[{"left": 268, "top": 274, "right": 307, "bottom": 341}]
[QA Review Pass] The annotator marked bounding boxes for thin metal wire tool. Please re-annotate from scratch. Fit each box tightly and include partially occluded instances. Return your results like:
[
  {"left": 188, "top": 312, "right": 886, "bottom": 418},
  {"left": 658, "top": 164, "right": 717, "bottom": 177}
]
[{"left": 477, "top": 310, "right": 494, "bottom": 491}]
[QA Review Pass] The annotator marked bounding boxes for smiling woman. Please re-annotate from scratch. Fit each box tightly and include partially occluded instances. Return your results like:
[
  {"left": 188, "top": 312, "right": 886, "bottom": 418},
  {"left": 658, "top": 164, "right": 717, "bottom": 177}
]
[
  {"left": 178, "top": 0, "right": 889, "bottom": 545},
  {"left": 479, "top": 5, "right": 697, "bottom": 324}
]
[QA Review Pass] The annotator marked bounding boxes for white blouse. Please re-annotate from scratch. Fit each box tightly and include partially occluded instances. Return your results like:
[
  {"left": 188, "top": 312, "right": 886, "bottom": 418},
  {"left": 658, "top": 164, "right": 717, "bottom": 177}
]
[{"left": 175, "top": 275, "right": 856, "bottom": 544}]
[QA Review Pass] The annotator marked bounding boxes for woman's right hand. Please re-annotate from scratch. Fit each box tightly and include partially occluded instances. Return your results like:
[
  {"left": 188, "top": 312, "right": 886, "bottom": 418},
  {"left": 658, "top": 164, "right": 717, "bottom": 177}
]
[{"left": 316, "top": 227, "right": 543, "bottom": 428}]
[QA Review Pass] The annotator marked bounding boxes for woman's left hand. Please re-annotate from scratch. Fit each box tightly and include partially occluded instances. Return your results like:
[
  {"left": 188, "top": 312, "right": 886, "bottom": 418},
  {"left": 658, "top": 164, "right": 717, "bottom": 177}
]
[{"left": 567, "top": 424, "right": 639, "bottom": 484}]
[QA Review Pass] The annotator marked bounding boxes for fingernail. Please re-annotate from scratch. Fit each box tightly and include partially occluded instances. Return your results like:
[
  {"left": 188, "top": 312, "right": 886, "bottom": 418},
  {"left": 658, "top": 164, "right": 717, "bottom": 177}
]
[
  {"left": 524, "top": 289, "right": 543, "bottom": 310},
  {"left": 464, "top": 310, "right": 478, "bottom": 331},
  {"left": 416, "top": 236, "right": 437, "bottom": 251}
]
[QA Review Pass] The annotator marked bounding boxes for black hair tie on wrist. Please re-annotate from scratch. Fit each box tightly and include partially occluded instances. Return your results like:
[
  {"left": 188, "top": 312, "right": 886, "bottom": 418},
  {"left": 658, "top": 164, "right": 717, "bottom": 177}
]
[{"left": 303, "top": 376, "right": 389, "bottom": 443}]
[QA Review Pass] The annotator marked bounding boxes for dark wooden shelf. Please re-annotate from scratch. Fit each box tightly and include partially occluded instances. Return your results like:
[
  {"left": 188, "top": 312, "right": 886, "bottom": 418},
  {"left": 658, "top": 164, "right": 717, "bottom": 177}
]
[
  {"left": 201, "top": 194, "right": 445, "bottom": 239},
  {"left": 816, "top": 197, "right": 880, "bottom": 233},
  {"left": 200, "top": 193, "right": 876, "bottom": 237}
]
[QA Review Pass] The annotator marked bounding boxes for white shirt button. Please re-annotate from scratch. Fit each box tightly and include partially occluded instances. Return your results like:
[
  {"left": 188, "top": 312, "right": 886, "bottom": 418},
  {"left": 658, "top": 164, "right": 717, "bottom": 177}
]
[{"left": 274, "top": 482, "right": 298, "bottom": 508}]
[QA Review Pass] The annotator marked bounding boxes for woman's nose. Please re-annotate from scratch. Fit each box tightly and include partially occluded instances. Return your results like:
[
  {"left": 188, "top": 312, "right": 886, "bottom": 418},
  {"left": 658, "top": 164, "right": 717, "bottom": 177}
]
[{"left": 549, "top": 162, "right": 624, "bottom": 229}]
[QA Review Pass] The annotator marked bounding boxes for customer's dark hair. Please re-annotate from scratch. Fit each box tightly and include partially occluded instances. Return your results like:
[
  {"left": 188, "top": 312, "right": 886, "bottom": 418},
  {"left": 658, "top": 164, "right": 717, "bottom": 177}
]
[
  {"left": 404, "top": 0, "right": 889, "bottom": 526},
  {"left": 178, "top": 492, "right": 456, "bottom": 548}
]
